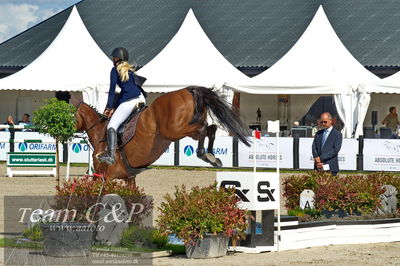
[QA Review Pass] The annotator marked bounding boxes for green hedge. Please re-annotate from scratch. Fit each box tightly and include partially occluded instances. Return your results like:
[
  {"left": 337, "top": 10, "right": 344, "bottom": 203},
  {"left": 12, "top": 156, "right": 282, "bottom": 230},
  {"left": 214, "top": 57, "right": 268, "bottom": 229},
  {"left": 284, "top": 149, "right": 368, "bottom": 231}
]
[{"left": 283, "top": 172, "right": 400, "bottom": 215}]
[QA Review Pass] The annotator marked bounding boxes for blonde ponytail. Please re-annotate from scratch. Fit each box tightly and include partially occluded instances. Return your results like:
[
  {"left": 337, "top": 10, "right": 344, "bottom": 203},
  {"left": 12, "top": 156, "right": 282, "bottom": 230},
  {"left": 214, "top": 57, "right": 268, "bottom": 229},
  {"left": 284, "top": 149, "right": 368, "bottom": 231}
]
[{"left": 116, "top": 61, "right": 136, "bottom": 82}]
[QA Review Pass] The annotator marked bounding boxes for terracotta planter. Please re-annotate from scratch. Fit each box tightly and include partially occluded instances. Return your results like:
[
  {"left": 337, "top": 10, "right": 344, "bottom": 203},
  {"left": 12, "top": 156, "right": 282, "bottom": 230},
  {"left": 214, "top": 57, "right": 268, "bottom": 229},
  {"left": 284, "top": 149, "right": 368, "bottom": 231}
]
[{"left": 185, "top": 234, "right": 229, "bottom": 259}]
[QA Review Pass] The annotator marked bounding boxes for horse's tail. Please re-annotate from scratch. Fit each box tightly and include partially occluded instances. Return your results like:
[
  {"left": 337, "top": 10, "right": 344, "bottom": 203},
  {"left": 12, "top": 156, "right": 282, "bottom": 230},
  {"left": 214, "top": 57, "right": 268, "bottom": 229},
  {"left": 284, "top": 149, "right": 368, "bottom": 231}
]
[{"left": 189, "top": 86, "right": 250, "bottom": 146}]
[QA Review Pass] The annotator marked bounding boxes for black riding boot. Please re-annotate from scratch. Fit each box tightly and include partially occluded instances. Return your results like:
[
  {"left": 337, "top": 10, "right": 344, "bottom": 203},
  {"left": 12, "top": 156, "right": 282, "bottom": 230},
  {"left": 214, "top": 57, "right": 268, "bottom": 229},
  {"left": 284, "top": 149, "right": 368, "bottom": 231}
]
[{"left": 97, "top": 128, "right": 117, "bottom": 165}]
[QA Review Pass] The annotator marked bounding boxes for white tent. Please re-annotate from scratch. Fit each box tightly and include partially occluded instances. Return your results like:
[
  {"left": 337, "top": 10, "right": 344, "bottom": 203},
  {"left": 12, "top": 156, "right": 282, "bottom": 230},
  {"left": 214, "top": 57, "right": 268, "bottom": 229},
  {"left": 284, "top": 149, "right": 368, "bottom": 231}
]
[
  {"left": 0, "top": 6, "right": 112, "bottom": 111},
  {"left": 137, "top": 8, "right": 250, "bottom": 97},
  {"left": 362, "top": 71, "right": 400, "bottom": 94},
  {"left": 226, "top": 6, "right": 380, "bottom": 138},
  {"left": 359, "top": 70, "right": 400, "bottom": 135},
  {"left": 138, "top": 9, "right": 252, "bottom": 136}
]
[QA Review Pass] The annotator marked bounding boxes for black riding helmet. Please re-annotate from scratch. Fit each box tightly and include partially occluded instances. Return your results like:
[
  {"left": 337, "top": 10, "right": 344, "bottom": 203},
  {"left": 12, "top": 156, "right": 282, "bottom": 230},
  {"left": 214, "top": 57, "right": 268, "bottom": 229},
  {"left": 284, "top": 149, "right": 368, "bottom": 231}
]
[{"left": 110, "top": 47, "right": 129, "bottom": 62}]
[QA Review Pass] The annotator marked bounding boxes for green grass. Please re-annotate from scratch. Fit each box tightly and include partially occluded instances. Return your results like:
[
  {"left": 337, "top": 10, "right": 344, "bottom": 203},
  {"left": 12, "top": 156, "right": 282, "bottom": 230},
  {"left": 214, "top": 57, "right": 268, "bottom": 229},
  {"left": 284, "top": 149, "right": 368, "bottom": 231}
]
[
  {"left": 58, "top": 162, "right": 89, "bottom": 167},
  {"left": 92, "top": 243, "right": 185, "bottom": 255},
  {"left": 2, "top": 159, "right": 400, "bottom": 176},
  {"left": 164, "top": 243, "right": 185, "bottom": 255},
  {"left": 0, "top": 237, "right": 185, "bottom": 255},
  {"left": 148, "top": 165, "right": 390, "bottom": 175},
  {"left": 0, "top": 237, "right": 43, "bottom": 250},
  {"left": 93, "top": 243, "right": 159, "bottom": 253}
]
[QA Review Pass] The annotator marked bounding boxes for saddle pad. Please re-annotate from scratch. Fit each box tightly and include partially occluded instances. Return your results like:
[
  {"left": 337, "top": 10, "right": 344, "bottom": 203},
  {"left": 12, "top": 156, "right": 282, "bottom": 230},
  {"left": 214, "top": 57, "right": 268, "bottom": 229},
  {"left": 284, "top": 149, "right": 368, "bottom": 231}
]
[{"left": 119, "top": 111, "right": 143, "bottom": 148}]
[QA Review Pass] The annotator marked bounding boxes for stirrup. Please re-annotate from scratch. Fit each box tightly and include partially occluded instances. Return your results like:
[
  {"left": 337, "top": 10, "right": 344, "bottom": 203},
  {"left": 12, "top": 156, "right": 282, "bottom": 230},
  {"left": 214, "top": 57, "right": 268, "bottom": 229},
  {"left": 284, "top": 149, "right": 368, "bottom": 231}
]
[{"left": 97, "top": 152, "right": 115, "bottom": 165}]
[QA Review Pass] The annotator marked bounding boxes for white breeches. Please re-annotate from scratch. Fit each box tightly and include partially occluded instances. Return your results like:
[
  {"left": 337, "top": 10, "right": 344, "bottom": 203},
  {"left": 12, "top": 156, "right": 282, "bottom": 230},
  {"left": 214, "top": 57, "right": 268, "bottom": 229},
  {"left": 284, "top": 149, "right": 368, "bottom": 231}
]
[{"left": 107, "top": 94, "right": 146, "bottom": 130}]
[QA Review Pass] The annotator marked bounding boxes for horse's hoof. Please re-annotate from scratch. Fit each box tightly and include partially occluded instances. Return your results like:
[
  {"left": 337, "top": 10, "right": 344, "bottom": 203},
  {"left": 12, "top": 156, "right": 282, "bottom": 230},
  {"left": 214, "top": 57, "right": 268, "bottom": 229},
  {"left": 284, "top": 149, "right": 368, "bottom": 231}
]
[
  {"left": 212, "top": 158, "right": 222, "bottom": 168},
  {"left": 204, "top": 153, "right": 222, "bottom": 168}
]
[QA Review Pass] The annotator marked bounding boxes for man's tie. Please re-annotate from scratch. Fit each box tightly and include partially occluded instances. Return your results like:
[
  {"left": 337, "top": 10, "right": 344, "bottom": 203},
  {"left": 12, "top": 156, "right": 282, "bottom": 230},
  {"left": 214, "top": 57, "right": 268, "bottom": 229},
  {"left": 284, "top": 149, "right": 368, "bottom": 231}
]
[{"left": 322, "top": 129, "right": 328, "bottom": 149}]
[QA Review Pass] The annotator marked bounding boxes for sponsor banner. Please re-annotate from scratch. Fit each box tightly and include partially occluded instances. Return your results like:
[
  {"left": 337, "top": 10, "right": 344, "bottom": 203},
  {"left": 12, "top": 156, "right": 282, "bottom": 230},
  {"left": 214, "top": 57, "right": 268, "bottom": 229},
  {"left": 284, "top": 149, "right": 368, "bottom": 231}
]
[
  {"left": 217, "top": 172, "right": 280, "bottom": 210},
  {"left": 69, "top": 141, "right": 91, "bottom": 163},
  {"left": 69, "top": 139, "right": 175, "bottom": 165},
  {"left": 13, "top": 132, "right": 63, "bottom": 162},
  {"left": 299, "top": 138, "right": 357, "bottom": 170},
  {"left": 69, "top": 133, "right": 90, "bottom": 163},
  {"left": 364, "top": 139, "right": 400, "bottom": 171},
  {"left": 153, "top": 142, "right": 175, "bottom": 166},
  {"left": 7, "top": 152, "right": 56, "bottom": 167},
  {"left": 179, "top": 137, "right": 233, "bottom": 167},
  {"left": 238, "top": 137, "right": 293, "bottom": 168},
  {"left": 0, "top": 131, "right": 10, "bottom": 160}
]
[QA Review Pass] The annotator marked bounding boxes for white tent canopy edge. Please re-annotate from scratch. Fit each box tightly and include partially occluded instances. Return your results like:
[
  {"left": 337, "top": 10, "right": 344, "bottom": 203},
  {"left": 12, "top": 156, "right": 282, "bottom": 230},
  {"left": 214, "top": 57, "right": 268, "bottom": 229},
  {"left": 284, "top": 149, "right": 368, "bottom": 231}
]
[
  {"left": 224, "top": 6, "right": 380, "bottom": 138},
  {"left": 0, "top": 6, "right": 112, "bottom": 111}
]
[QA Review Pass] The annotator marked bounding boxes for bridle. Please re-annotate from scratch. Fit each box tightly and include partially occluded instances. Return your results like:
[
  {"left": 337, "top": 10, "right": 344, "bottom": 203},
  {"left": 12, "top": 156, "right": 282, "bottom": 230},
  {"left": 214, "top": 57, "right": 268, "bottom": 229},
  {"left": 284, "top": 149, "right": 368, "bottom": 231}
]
[{"left": 76, "top": 101, "right": 108, "bottom": 142}]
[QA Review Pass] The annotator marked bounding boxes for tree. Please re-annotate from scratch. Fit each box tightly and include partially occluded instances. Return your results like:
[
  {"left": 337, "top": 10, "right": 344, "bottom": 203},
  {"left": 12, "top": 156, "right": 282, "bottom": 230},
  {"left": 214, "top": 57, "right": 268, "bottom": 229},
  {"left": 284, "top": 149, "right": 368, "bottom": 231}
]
[{"left": 33, "top": 98, "right": 76, "bottom": 185}]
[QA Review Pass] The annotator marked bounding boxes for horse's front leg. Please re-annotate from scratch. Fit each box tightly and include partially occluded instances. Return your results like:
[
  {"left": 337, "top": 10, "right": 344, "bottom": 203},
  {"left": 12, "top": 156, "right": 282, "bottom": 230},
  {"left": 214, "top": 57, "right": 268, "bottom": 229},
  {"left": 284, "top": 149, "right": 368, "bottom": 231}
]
[{"left": 195, "top": 123, "right": 207, "bottom": 159}]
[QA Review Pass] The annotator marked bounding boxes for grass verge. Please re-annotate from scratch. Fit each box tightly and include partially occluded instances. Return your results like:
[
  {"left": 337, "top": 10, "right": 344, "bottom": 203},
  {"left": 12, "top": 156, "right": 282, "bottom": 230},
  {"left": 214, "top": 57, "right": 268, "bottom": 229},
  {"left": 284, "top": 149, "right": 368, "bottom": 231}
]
[{"left": 0, "top": 238, "right": 185, "bottom": 255}]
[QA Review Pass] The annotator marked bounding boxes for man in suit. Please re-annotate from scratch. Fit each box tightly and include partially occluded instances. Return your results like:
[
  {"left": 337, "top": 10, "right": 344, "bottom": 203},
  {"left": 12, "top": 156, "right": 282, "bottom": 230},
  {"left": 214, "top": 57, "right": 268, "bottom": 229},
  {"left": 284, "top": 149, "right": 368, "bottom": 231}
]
[{"left": 312, "top": 112, "right": 342, "bottom": 176}]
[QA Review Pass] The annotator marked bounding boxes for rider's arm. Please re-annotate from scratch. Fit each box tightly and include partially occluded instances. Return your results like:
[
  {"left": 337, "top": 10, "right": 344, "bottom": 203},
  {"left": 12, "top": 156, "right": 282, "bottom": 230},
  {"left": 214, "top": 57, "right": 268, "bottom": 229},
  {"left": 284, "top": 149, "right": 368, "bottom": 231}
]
[{"left": 105, "top": 68, "right": 118, "bottom": 110}]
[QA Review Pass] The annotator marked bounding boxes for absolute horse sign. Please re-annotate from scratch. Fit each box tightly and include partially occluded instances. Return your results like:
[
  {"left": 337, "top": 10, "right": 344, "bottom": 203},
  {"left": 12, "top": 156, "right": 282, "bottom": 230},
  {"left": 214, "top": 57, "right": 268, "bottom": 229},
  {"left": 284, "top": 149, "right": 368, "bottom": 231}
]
[
  {"left": 238, "top": 137, "right": 293, "bottom": 168},
  {"left": 298, "top": 138, "right": 357, "bottom": 170},
  {"left": 364, "top": 139, "right": 400, "bottom": 171}
]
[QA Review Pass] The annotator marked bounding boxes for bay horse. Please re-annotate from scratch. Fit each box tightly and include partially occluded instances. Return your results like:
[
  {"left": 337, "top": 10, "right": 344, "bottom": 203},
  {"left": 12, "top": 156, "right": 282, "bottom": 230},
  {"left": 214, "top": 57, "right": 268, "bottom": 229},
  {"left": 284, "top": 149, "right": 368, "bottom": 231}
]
[{"left": 74, "top": 86, "right": 250, "bottom": 182}]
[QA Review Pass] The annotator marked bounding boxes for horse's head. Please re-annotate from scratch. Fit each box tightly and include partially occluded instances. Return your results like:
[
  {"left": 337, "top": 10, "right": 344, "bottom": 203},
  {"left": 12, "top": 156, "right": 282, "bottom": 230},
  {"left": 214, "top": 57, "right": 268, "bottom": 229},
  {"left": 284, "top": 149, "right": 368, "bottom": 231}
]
[
  {"left": 73, "top": 101, "right": 105, "bottom": 132},
  {"left": 71, "top": 99, "right": 86, "bottom": 132},
  {"left": 74, "top": 102, "right": 85, "bottom": 132}
]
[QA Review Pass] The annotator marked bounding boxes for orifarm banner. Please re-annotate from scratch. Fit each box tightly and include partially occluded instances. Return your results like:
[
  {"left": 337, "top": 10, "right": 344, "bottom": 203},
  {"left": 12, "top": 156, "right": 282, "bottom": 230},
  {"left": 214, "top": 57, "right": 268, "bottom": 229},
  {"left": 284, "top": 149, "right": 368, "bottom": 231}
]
[
  {"left": 299, "top": 138, "right": 357, "bottom": 170},
  {"left": 364, "top": 139, "right": 400, "bottom": 171},
  {"left": 179, "top": 136, "right": 233, "bottom": 167},
  {"left": 13, "top": 132, "right": 63, "bottom": 162},
  {"left": 0, "top": 131, "right": 9, "bottom": 160}
]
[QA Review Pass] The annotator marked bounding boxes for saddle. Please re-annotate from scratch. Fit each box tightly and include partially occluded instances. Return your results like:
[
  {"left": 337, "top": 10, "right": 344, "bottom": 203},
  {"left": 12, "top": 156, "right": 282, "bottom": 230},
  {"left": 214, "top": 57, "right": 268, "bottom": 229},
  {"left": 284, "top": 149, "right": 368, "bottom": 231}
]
[
  {"left": 103, "top": 102, "right": 148, "bottom": 176},
  {"left": 117, "top": 102, "right": 147, "bottom": 148}
]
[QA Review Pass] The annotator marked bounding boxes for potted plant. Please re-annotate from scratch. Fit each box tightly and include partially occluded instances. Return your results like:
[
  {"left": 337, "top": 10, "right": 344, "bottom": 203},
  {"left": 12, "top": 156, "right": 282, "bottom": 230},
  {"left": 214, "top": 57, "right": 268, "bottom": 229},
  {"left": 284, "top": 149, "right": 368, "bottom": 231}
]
[
  {"left": 157, "top": 183, "right": 251, "bottom": 259},
  {"left": 41, "top": 175, "right": 153, "bottom": 257}
]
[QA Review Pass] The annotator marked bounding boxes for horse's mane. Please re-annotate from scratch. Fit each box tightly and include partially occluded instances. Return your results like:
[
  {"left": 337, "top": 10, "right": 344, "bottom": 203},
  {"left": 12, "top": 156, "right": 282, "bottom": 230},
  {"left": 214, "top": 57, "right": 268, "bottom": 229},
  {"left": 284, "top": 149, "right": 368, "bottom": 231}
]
[{"left": 82, "top": 102, "right": 108, "bottom": 120}]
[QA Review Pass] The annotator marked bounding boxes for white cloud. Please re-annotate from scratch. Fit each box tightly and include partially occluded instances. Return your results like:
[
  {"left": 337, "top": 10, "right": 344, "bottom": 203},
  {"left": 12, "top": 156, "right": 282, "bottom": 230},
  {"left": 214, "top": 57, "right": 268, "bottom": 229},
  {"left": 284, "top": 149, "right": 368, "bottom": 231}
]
[{"left": 0, "top": 3, "right": 59, "bottom": 43}]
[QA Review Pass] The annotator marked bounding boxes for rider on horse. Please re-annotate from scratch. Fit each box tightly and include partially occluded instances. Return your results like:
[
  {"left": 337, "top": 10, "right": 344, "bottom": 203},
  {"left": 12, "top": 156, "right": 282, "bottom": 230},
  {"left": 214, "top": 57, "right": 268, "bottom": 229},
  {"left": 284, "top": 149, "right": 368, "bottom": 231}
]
[{"left": 97, "top": 47, "right": 146, "bottom": 165}]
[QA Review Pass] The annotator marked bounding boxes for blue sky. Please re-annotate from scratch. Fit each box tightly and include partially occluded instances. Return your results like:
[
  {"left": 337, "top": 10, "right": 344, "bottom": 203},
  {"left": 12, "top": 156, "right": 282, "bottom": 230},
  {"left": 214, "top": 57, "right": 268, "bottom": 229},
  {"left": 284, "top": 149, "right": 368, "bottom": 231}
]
[{"left": 0, "top": 0, "right": 81, "bottom": 43}]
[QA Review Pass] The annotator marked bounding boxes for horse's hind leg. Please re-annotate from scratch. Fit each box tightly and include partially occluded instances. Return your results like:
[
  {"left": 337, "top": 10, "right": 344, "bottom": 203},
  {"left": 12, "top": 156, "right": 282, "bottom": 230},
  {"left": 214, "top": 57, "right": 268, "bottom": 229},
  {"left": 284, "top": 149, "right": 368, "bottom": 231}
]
[
  {"left": 197, "top": 124, "right": 222, "bottom": 168},
  {"left": 205, "top": 125, "right": 222, "bottom": 167},
  {"left": 206, "top": 125, "right": 217, "bottom": 155},
  {"left": 195, "top": 123, "right": 207, "bottom": 159}
]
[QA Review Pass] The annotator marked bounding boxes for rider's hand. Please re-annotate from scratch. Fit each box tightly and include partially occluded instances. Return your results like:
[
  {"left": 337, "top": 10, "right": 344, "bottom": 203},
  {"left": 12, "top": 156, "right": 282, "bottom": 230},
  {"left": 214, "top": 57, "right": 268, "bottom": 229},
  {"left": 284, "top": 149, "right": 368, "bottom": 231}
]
[
  {"left": 103, "top": 108, "right": 114, "bottom": 118},
  {"left": 108, "top": 109, "right": 115, "bottom": 118},
  {"left": 103, "top": 108, "right": 111, "bottom": 117}
]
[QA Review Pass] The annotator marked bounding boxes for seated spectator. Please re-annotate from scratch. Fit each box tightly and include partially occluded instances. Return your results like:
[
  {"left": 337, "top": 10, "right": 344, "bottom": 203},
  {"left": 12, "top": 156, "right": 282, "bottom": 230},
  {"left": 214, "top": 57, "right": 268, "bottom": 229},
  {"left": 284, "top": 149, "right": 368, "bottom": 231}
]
[
  {"left": 2, "top": 115, "right": 15, "bottom": 132},
  {"left": 18, "top": 113, "right": 33, "bottom": 132}
]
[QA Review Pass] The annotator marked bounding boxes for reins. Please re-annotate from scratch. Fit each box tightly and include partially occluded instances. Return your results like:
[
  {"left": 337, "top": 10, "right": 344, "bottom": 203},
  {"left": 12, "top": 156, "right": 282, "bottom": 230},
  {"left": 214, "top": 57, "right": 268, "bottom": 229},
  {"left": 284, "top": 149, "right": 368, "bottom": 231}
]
[
  {"left": 86, "top": 117, "right": 107, "bottom": 134},
  {"left": 76, "top": 101, "right": 109, "bottom": 147}
]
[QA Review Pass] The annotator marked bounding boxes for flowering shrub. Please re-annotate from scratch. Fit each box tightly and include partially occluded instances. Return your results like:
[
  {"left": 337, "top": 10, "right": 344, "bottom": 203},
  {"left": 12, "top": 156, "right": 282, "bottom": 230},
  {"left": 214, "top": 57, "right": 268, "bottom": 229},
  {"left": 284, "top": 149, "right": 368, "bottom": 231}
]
[
  {"left": 282, "top": 171, "right": 323, "bottom": 210},
  {"left": 314, "top": 174, "right": 383, "bottom": 215},
  {"left": 157, "top": 183, "right": 251, "bottom": 245},
  {"left": 53, "top": 175, "right": 153, "bottom": 223},
  {"left": 283, "top": 172, "right": 400, "bottom": 216}
]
